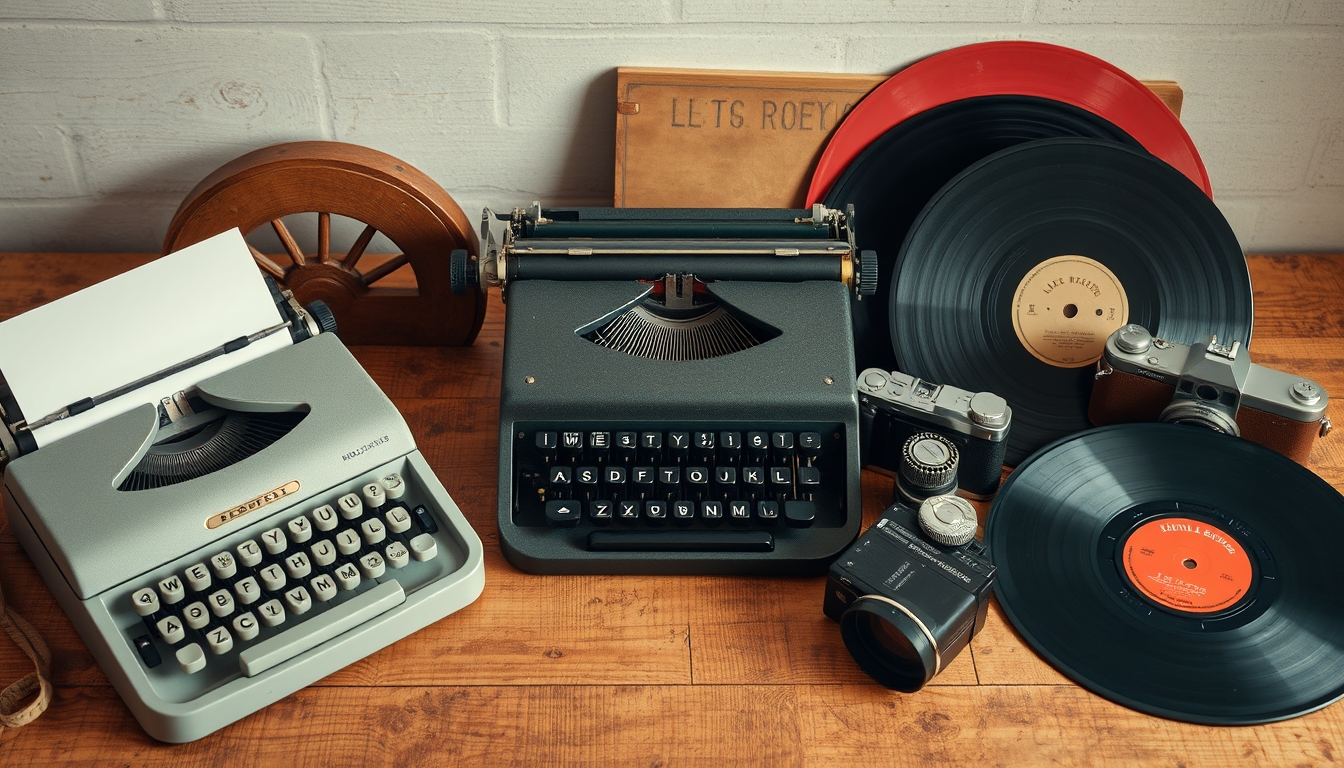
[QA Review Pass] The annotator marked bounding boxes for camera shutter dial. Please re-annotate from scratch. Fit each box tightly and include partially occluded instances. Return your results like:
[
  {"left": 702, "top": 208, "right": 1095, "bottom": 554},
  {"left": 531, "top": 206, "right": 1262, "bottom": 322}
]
[
  {"left": 968, "top": 392, "right": 1009, "bottom": 427},
  {"left": 897, "top": 433, "right": 959, "bottom": 503},
  {"left": 1115, "top": 323, "right": 1153, "bottom": 354},
  {"left": 918, "top": 495, "right": 978, "bottom": 547}
]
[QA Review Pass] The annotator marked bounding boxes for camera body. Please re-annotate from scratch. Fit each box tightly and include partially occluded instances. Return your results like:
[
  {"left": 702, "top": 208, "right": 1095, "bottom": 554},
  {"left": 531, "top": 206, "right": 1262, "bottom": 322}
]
[
  {"left": 824, "top": 500, "right": 995, "bottom": 691},
  {"left": 1089, "top": 325, "right": 1331, "bottom": 465},
  {"left": 857, "top": 368, "right": 1010, "bottom": 498}
]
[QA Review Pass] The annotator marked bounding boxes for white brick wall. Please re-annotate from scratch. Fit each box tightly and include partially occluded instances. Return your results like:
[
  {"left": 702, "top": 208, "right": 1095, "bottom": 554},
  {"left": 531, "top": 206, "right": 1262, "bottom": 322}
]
[{"left": 0, "top": 2, "right": 1339, "bottom": 253}]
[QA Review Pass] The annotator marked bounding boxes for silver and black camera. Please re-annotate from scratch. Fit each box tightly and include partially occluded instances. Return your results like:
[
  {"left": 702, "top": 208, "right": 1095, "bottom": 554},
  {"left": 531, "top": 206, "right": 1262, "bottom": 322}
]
[
  {"left": 857, "top": 368, "right": 1011, "bottom": 498},
  {"left": 823, "top": 496, "right": 995, "bottom": 692},
  {"left": 1089, "top": 324, "right": 1331, "bottom": 465}
]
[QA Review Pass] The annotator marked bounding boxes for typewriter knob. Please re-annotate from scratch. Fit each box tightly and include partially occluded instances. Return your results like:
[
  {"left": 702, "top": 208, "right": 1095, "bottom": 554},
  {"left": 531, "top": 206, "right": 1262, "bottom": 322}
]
[
  {"left": 896, "top": 433, "right": 959, "bottom": 504},
  {"left": 305, "top": 300, "right": 340, "bottom": 337},
  {"left": 857, "top": 250, "right": 878, "bottom": 297},
  {"left": 450, "top": 249, "right": 478, "bottom": 296}
]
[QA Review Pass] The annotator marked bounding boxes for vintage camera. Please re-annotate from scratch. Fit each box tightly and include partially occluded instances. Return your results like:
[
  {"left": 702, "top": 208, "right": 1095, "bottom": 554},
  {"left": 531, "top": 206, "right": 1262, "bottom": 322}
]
[
  {"left": 857, "top": 368, "right": 1010, "bottom": 498},
  {"left": 1089, "top": 324, "right": 1332, "bottom": 464},
  {"left": 824, "top": 496, "right": 994, "bottom": 692}
]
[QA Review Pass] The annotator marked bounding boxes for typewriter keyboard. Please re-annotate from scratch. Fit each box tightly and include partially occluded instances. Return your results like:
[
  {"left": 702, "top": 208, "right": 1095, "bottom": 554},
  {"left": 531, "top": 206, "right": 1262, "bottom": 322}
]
[
  {"left": 510, "top": 424, "right": 848, "bottom": 552},
  {"left": 123, "top": 469, "right": 446, "bottom": 680}
]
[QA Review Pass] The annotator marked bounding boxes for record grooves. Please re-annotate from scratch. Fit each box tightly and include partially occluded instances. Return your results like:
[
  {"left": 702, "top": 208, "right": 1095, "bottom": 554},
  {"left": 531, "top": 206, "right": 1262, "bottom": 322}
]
[
  {"left": 986, "top": 424, "right": 1344, "bottom": 725},
  {"left": 890, "top": 138, "right": 1253, "bottom": 466}
]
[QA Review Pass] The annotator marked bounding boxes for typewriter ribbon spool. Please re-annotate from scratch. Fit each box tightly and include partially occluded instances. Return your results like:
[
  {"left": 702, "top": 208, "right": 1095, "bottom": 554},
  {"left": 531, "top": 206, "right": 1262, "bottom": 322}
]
[{"left": 164, "top": 141, "right": 485, "bottom": 347}]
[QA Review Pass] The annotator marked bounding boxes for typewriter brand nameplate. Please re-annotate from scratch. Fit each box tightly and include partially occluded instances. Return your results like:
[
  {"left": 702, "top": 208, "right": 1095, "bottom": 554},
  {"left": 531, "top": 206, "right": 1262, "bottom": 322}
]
[{"left": 210, "top": 480, "right": 301, "bottom": 529}]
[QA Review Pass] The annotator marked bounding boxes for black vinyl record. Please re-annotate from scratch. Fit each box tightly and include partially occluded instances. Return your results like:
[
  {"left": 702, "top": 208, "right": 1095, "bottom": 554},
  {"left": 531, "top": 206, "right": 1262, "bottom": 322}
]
[
  {"left": 891, "top": 138, "right": 1253, "bottom": 466},
  {"left": 986, "top": 424, "right": 1344, "bottom": 725},
  {"left": 822, "top": 95, "right": 1141, "bottom": 373}
]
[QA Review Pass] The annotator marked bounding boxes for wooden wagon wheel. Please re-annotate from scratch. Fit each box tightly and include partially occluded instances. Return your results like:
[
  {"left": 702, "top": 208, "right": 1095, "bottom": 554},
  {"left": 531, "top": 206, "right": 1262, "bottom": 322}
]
[{"left": 163, "top": 141, "right": 485, "bottom": 346}]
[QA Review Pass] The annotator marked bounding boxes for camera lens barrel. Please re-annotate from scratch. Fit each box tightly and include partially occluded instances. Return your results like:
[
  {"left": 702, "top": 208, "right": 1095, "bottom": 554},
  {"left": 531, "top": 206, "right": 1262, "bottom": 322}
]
[
  {"left": 840, "top": 595, "right": 940, "bottom": 692},
  {"left": 1158, "top": 399, "right": 1241, "bottom": 437}
]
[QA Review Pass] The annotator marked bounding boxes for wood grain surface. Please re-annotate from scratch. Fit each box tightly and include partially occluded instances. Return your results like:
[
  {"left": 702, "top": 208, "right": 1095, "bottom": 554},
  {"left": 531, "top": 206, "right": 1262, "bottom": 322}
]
[{"left": 0, "top": 253, "right": 1341, "bottom": 765}]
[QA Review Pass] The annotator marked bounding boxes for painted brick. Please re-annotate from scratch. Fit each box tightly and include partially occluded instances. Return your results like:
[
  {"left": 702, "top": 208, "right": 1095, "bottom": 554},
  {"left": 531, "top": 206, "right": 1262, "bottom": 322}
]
[
  {"left": 1308, "top": 120, "right": 1344, "bottom": 187},
  {"left": 681, "top": 0, "right": 1025, "bottom": 24},
  {"left": 1247, "top": 189, "right": 1344, "bottom": 250},
  {"left": 164, "top": 0, "right": 673, "bottom": 24},
  {"left": 844, "top": 30, "right": 1034, "bottom": 73},
  {"left": 0, "top": 126, "right": 82, "bottom": 198},
  {"left": 0, "top": 198, "right": 179, "bottom": 253},
  {"left": 1209, "top": 196, "right": 1261, "bottom": 248},
  {"left": 1190, "top": 121, "right": 1318, "bottom": 193},
  {"left": 0, "top": 25, "right": 325, "bottom": 196},
  {"left": 1288, "top": 0, "right": 1344, "bottom": 24},
  {"left": 1035, "top": 0, "right": 1290, "bottom": 25},
  {"left": 0, "top": 1, "right": 160, "bottom": 21}
]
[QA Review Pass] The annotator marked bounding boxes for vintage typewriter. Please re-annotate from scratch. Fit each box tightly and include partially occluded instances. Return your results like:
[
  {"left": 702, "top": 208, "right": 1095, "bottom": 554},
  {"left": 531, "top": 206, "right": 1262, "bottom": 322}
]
[
  {"left": 0, "top": 231, "right": 484, "bottom": 743},
  {"left": 454, "top": 204, "right": 875, "bottom": 574}
]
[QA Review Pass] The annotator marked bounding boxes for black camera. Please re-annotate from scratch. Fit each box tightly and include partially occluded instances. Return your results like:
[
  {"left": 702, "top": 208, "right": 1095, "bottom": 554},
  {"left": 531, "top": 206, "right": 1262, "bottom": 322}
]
[
  {"left": 857, "top": 368, "right": 1010, "bottom": 498},
  {"left": 823, "top": 497, "right": 995, "bottom": 691}
]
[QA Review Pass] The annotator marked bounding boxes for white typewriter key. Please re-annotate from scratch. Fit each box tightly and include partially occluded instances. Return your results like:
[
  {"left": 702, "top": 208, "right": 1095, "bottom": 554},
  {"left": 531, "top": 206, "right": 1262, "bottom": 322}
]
[
  {"left": 409, "top": 533, "right": 439, "bottom": 562},
  {"left": 284, "top": 586, "right": 312, "bottom": 616},
  {"left": 258, "top": 599, "right": 286, "bottom": 628},
  {"left": 156, "top": 616, "right": 185, "bottom": 645},
  {"left": 312, "top": 505, "right": 339, "bottom": 532},
  {"left": 287, "top": 515, "right": 313, "bottom": 544},
  {"left": 233, "top": 576, "right": 261, "bottom": 605},
  {"left": 184, "top": 563, "right": 211, "bottom": 592},
  {"left": 335, "top": 528, "right": 362, "bottom": 556},
  {"left": 385, "top": 506, "right": 412, "bottom": 534},
  {"left": 362, "top": 482, "right": 386, "bottom": 510},
  {"left": 232, "top": 612, "right": 259, "bottom": 642},
  {"left": 183, "top": 601, "right": 211, "bottom": 630},
  {"left": 310, "top": 574, "right": 338, "bottom": 602},
  {"left": 333, "top": 562, "right": 361, "bottom": 591},
  {"left": 176, "top": 643, "right": 207, "bottom": 674},
  {"left": 236, "top": 539, "right": 264, "bottom": 567},
  {"left": 338, "top": 493, "right": 363, "bottom": 520},
  {"left": 284, "top": 551, "right": 312, "bottom": 579},
  {"left": 358, "top": 552, "right": 386, "bottom": 579},
  {"left": 381, "top": 472, "right": 405, "bottom": 500},
  {"left": 384, "top": 541, "right": 410, "bottom": 569},
  {"left": 132, "top": 587, "right": 159, "bottom": 616},
  {"left": 209, "top": 552, "right": 237, "bottom": 579},
  {"left": 261, "top": 528, "right": 288, "bottom": 555},
  {"left": 157, "top": 575, "right": 186, "bottom": 605},
  {"left": 360, "top": 518, "right": 387, "bottom": 545},
  {"left": 310, "top": 539, "right": 337, "bottom": 567},
  {"left": 207, "top": 626, "right": 234, "bottom": 656},
  {"left": 259, "top": 563, "right": 286, "bottom": 592},
  {"left": 208, "top": 589, "right": 235, "bottom": 618}
]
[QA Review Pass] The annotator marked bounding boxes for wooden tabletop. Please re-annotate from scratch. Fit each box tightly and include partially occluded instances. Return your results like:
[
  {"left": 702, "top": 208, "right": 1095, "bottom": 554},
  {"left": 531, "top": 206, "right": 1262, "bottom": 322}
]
[{"left": 0, "top": 252, "right": 1341, "bottom": 765}]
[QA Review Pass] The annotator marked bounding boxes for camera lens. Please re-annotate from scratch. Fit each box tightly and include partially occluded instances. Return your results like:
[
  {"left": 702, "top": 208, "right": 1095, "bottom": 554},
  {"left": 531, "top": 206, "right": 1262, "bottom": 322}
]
[
  {"left": 839, "top": 596, "right": 939, "bottom": 692},
  {"left": 1158, "top": 399, "right": 1241, "bottom": 437}
]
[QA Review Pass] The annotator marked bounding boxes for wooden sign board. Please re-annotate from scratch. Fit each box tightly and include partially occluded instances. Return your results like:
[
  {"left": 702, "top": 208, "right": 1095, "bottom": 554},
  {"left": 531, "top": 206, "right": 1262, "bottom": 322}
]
[{"left": 613, "top": 67, "right": 1183, "bottom": 209}]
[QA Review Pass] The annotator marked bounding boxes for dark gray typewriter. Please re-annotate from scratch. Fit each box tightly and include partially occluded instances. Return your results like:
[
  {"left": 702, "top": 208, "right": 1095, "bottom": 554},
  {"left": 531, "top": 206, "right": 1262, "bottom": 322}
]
[{"left": 453, "top": 204, "right": 876, "bottom": 574}]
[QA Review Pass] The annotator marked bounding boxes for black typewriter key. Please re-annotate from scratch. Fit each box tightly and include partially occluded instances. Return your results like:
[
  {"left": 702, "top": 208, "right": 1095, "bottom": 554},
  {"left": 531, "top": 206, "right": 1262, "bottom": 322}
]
[
  {"left": 589, "top": 500, "right": 614, "bottom": 525},
  {"left": 631, "top": 467, "right": 655, "bottom": 499},
  {"left": 700, "top": 501, "right": 724, "bottom": 525},
  {"left": 771, "top": 432, "right": 796, "bottom": 465},
  {"left": 644, "top": 500, "right": 668, "bottom": 523},
  {"left": 133, "top": 634, "right": 162, "bottom": 668},
  {"left": 411, "top": 505, "right": 438, "bottom": 535},
  {"left": 714, "top": 466, "right": 737, "bottom": 503},
  {"left": 560, "top": 431, "right": 584, "bottom": 464},
  {"left": 757, "top": 501, "right": 780, "bottom": 522},
  {"left": 588, "top": 432, "right": 611, "bottom": 465},
  {"left": 685, "top": 466, "right": 709, "bottom": 502},
  {"left": 549, "top": 465, "right": 573, "bottom": 499},
  {"left": 729, "top": 501, "right": 752, "bottom": 522},
  {"left": 575, "top": 466, "right": 599, "bottom": 502},
  {"left": 640, "top": 432, "right": 664, "bottom": 464},
  {"left": 535, "top": 432, "right": 558, "bottom": 465},
  {"left": 784, "top": 500, "right": 816, "bottom": 527},
  {"left": 692, "top": 432, "right": 715, "bottom": 464},
  {"left": 604, "top": 466, "right": 627, "bottom": 500},
  {"left": 742, "top": 466, "right": 765, "bottom": 501},
  {"left": 797, "top": 465, "right": 821, "bottom": 501},
  {"left": 799, "top": 432, "right": 822, "bottom": 463},
  {"left": 618, "top": 500, "right": 640, "bottom": 521},
  {"left": 719, "top": 431, "right": 742, "bottom": 465},
  {"left": 615, "top": 432, "right": 637, "bottom": 465},
  {"left": 770, "top": 467, "right": 793, "bottom": 502},
  {"left": 667, "top": 431, "right": 691, "bottom": 464},
  {"left": 672, "top": 500, "right": 696, "bottom": 523},
  {"left": 746, "top": 432, "right": 769, "bottom": 464},
  {"left": 659, "top": 466, "right": 681, "bottom": 501},
  {"left": 545, "top": 500, "right": 581, "bottom": 527}
]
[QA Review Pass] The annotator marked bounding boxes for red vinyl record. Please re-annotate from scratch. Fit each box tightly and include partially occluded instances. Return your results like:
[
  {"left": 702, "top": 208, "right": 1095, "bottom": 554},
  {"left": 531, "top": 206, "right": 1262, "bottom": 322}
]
[{"left": 806, "top": 41, "right": 1212, "bottom": 204}]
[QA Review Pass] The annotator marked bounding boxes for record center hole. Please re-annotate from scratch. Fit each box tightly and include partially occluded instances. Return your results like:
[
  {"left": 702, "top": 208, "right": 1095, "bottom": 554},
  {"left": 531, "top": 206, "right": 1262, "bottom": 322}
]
[
  {"left": 1062, "top": 304, "right": 1078, "bottom": 318},
  {"left": 1182, "top": 558, "right": 1197, "bottom": 569}
]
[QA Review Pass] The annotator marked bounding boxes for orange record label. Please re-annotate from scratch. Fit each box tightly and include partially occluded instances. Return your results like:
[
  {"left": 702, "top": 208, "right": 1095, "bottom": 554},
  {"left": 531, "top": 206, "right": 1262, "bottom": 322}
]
[
  {"left": 1122, "top": 517, "right": 1253, "bottom": 614},
  {"left": 1011, "top": 255, "right": 1128, "bottom": 368}
]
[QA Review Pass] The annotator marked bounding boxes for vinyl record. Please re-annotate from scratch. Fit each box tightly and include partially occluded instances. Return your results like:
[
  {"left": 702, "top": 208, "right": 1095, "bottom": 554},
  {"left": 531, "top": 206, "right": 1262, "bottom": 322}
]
[
  {"left": 822, "top": 95, "right": 1142, "bottom": 371},
  {"left": 891, "top": 138, "right": 1252, "bottom": 466},
  {"left": 807, "top": 41, "right": 1211, "bottom": 205},
  {"left": 986, "top": 424, "right": 1344, "bottom": 725}
]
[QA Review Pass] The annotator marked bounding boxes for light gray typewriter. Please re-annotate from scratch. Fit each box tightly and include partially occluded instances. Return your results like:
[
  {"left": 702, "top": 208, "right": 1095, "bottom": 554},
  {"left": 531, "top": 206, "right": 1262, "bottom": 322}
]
[{"left": 0, "top": 231, "right": 484, "bottom": 743}]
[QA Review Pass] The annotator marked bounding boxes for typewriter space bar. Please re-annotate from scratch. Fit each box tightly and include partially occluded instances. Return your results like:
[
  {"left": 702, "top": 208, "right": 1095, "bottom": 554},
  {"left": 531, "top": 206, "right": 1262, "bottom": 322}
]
[
  {"left": 588, "top": 531, "right": 774, "bottom": 552},
  {"left": 239, "top": 580, "right": 405, "bottom": 677}
]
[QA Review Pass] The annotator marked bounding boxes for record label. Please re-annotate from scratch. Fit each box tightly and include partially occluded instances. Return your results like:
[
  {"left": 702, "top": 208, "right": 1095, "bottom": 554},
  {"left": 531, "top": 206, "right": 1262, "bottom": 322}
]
[
  {"left": 1011, "top": 255, "right": 1128, "bottom": 368},
  {"left": 1121, "top": 517, "right": 1252, "bottom": 614}
]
